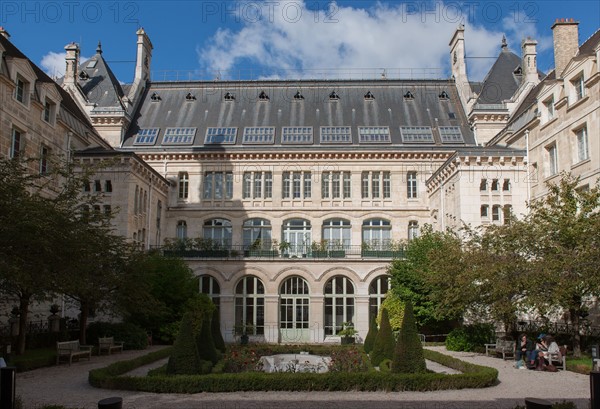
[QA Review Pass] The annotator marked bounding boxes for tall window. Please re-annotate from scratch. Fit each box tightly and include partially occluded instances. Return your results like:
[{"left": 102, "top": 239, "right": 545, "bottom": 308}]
[
  {"left": 547, "top": 144, "right": 558, "bottom": 176},
  {"left": 369, "top": 276, "right": 390, "bottom": 321},
  {"left": 407, "top": 171, "right": 418, "bottom": 198},
  {"left": 15, "top": 77, "right": 27, "bottom": 104},
  {"left": 362, "top": 171, "right": 391, "bottom": 199},
  {"left": 105, "top": 180, "right": 113, "bottom": 193},
  {"left": 243, "top": 218, "right": 272, "bottom": 249},
  {"left": 10, "top": 128, "right": 21, "bottom": 159},
  {"left": 480, "top": 205, "right": 489, "bottom": 219},
  {"left": 176, "top": 220, "right": 187, "bottom": 239},
  {"left": 408, "top": 221, "right": 419, "bottom": 240},
  {"left": 362, "top": 219, "right": 391, "bottom": 249},
  {"left": 322, "top": 218, "right": 351, "bottom": 249},
  {"left": 545, "top": 97, "right": 554, "bottom": 121},
  {"left": 43, "top": 100, "right": 55, "bottom": 124},
  {"left": 479, "top": 179, "right": 488, "bottom": 191},
  {"left": 243, "top": 172, "right": 272, "bottom": 199},
  {"left": 324, "top": 276, "right": 355, "bottom": 336},
  {"left": 235, "top": 276, "right": 265, "bottom": 335},
  {"left": 492, "top": 205, "right": 501, "bottom": 222},
  {"left": 283, "top": 171, "right": 311, "bottom": 199},
  {"left": 279, "top": 277, "right": 310, "bottom": 338},
  {"left": 39, "top": 146, "right": 49, "bottom": 174},
  {"left": 178, "top": 172, "right": 189, "bottom": 199},
  {"left": 199, "top": 275, "right": 221, "bottom": 309},
  {"left": 575, "top": 126, "right": 589, "bottom": 162},
  {"left": 491, "top": 179, "right": 499, "bottom": 191},
  {"left": 322, "top": 171, "right": 350, "bottom": 199},
  {"left": 572, "top": 74, "right": 585, "bottom": 102},
  {"left": 502, "top": 179, "right": 511, "bottom": 192},
  {"left": 203, "top": 219, "right": 232, "bottom": 246},
  {"left": 204, "top": 171, "right": 233, "bottom": 200},
  {"left": 282, "top": 219, "right": 312, "bottom": 256},
  {"left": 503, "top": 205, "right": 513, "bottom": 225}
]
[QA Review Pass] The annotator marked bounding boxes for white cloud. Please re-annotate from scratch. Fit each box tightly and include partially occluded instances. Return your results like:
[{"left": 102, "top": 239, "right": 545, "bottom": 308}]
[
  {"left": 198, "top": 0, "right": 513, "bottom": 81},
  {"left": 40, "top": 52, "right": 68, "bottom": 78}
]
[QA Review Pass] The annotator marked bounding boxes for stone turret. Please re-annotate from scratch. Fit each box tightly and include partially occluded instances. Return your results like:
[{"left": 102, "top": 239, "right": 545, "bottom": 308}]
[
  {"left": 521, "top": 37, "right": 539, "bottom": 85},
  {"left": 63, "top": 42, "right": 80, "bottom": 88}
]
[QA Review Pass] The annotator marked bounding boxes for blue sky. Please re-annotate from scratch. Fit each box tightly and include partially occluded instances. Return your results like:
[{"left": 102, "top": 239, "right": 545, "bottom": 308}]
[{"left": 1, "top": 0, "right": 599, "bottom": 82}]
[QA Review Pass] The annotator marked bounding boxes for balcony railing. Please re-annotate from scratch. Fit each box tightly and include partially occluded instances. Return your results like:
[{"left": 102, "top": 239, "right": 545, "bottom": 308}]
[{"left": 160, "top": 244, "right": 405, "bottom": 260}]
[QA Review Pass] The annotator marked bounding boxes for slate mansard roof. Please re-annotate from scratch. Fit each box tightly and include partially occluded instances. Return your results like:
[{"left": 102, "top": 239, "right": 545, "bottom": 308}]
[{"left": 120, "top": 79, "right": 476, "bottom": 151}]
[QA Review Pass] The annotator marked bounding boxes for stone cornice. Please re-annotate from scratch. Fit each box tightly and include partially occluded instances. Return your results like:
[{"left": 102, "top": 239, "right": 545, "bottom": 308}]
[{"left": 139, "top": 151, "right": 454, "bottom": 162}]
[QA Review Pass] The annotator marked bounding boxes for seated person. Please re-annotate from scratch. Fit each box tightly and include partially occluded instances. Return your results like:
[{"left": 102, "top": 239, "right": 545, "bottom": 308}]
[
  {"left": 541, "top": 335, "right": 560, "bottom": 363},
  {"left": 530, "top": 334, "right": 549, "bottom": 369},
  {"left": 515, "top": 333, "right": 533, "bottom": 364}
]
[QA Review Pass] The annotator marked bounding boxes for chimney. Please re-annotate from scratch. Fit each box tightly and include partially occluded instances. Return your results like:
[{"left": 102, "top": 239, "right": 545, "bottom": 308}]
[
  {"left": 64, "top": 42, "right": 80, "bottom": 87},
  {"left": 134, "top": 28, "right": 153, "bottom": 83},
  {"left": 551, "top": 18, "right": 579, "bottom": 78},
  {"left": 0, "top": 27, "right": 10, "bottom": 39},
  {"left": 521, "top": 37, "right": 538, "bottom": 85}
]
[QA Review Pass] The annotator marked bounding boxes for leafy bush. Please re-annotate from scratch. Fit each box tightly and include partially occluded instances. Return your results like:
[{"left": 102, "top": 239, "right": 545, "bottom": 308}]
[
  {"left": 166, "top": 312, "right": 202, "bottom": 375},
  {"left": 445, "top": 323, "right": 495, "bottom": 352},
  {"left": 221, "top": 346, "right": 264, "bottom": 373},
  {"left": 363, "top": 316, "right": 378, "bottom": 354},
  {"left": 87, "top": 322, "right": 148, "bottom": 350},
  {"left": 370, "top": 308, "right": 395, "bottom": 366},
  {"left": 379, "top": 358, "right": 392, "bottom": 372},
  {"left": 392, "top": 300, "right": 426, "bottom": 373},
  {"left": 328, "top": 346, "right": 370, "bottom": 372},
  {"left": 211, "top": 308, "right": 226, "bottom": 353},
  {"left": 197, "top": 318, "right": 219, "bottom": 365},
  {"left": 89, "top": 346, "right": 498, "bottom": 393}
]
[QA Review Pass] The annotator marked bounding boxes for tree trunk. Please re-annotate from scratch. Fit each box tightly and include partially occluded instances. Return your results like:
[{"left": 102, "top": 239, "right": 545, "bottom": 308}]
[
  {"left": 570, "top": 308, "right": 581, "bottom": 358},
  {"left": 79, "top": 301, "right": 89, "bottom": 345},
  {"left": 16, "top": 295, "right": 31, "bottom": 355}
]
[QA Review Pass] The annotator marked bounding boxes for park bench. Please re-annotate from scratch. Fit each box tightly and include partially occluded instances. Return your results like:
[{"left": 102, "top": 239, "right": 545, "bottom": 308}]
[
  {"left": 56, "top": 340, "right": 93, "bottom": 365},
  {"left": 545, "top": 345, "right": 567, "bottom": 370},
  {"left": 98, "top": 336, "right": 124, "bottom": 355},
  {"left": 485, "top": 338, "right": 515, "bottom": 360}
]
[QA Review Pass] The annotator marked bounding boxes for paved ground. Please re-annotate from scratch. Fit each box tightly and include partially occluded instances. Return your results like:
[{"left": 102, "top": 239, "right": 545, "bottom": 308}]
[{"left": 15, "top": 346, "right": 591, "bottom": 409}]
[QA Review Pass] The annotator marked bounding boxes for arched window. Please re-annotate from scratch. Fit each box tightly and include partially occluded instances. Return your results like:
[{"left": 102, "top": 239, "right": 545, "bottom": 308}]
[
  {"left": 176, "top": 220, "right": 187, "bottom": 239},
  {"left": 408, "top": 220, "right": 419, "bottom": 240},
  {"left": 199, "top": 275, "right": 221, "bottom": 309},
  {"left": 369, "top": 276, "right": 390, "bottom": 321},
  {"left": 203, "top": 219, "right": 232, "bottom": 246},
  {"left": 279, "top": 276, "right": 310, "bottom": 342},
  {"left": 324, "top": 276, "right": 355, "bottom": 336},
  {"left": 243, "top": 218, "right": 272, "bottom": 250},
  {"left": 235, "top": 276, "right": 265, "bottom": 335},
  {"left": 322, "top": 218, "right": 351, "bottom": 249},
  {"left": 282, "top": 219, "right": 311, "bottom": 256},
  {"left": 362, "top": 219, "right": 391, "bottom": 250}
]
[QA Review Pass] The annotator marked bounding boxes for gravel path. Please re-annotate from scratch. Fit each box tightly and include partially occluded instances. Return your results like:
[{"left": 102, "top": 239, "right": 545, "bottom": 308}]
[{"left": 16, "top": 346, "right": 591, "bottom": 409}]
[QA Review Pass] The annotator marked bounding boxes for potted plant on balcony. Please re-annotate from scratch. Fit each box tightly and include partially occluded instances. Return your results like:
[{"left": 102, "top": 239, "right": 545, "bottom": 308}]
[
  {"left": 338, "top": 322, "right": 357, "bottom": 344},
  {"left": 329, "top": 240, "right": 346, "bottom": 258},
  {"left": 278, "top": 240, "right": 291, "bottom": 257},
  {"left": 311, "top": 240, "right": 328, "bottom": 258}
]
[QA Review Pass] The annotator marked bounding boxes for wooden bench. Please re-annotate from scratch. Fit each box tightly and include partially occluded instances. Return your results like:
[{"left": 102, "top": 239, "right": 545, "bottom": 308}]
[
  {"left": 487, "top": 338, "right": 515, "bottom": 360},
  {"left": 545, "top": 345, "right": 567, "bottom": 370},
  {"left": 56, "top": 340, "right": 93, "bottom": 365},
  {"left": 98, "top": 337, "right": 124, "bottom": 355}
]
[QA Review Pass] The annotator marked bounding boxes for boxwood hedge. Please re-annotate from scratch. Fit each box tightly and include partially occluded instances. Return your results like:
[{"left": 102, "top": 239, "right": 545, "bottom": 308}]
[{"left": 89, "top": 347, "right": 498, "bottom": 393}]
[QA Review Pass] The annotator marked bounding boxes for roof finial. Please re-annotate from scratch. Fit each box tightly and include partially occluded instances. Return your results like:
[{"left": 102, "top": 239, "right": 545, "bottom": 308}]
[
  {"left": 96, "top": 41, "right": 103, "bottom": 54},
  {"left": 501, "top": 35, "right": 508, "bottom": 49}
]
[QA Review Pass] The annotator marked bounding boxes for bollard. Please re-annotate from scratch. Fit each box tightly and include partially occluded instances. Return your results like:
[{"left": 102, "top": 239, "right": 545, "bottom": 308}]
[
  {"left": 591, "top": 371, "right": 600, "bottom": 409},
  {"left": 0, "top": 367, "right": 17, "bottom": 409},
  {"left": 525, "top": 397, "right": 553, "bottom": 409},
  {"left": 98, "top": 396, "right": 123, "bottom": 409}
]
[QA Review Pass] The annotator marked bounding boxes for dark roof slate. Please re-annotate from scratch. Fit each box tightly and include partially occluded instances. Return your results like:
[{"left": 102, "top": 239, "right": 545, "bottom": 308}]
[
  {"left": 475, "top": 48, "right": 522, "bottom": 105},
  {"left": 121, "top": 79, "right": 476, "bottom": 150},
  {"left": 77, "top": 49, "right": 126, "bottom": 110}
]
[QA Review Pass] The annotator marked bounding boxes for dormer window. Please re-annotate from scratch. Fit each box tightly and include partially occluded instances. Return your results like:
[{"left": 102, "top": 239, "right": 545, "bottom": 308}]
[
  {"left": 43, "top": 99, "right": 56, "bottom": 124},
  {"left": 15, "top": 76, "right": 30, "bottom": 105},
  {"left": 438, "top": 91, "right": 449, "bottom": 100},
  {"left": 364, "top": 91, "right": 375, "bottom": 100},
  {"left": 571, "top": 74, "right": 585, "bottom": 102},
  {"left": 329, "top": 91, "right": 339, "bottom": 100},
  {"left": 403, "top": 91, "right": 414, "bottom": 100},
  {"left": 224, "top": 92, "right": 235, "bottom": 101},
  {"left": 150, "top": 92, "right": 161, "bottom": 102},
  {"left": 258, "top": 91, "right": 269, "bottom": 101},
  {"left": 79, "top": 71, "right": 89, "bottom": 80},
  {"left": 293, "top": 91, "right": 304, "bottom": 100},
  {"left": 185, "top": 92, "right": 196, "bottom": 101},
  {"left": 513, "top": 66, "right": 523, "bottom": 76}
]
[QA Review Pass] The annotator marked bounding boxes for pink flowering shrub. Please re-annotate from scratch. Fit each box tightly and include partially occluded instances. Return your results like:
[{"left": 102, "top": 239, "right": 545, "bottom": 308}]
[{"left": 327, "top": 346, "right": 370, "bottom": 372}]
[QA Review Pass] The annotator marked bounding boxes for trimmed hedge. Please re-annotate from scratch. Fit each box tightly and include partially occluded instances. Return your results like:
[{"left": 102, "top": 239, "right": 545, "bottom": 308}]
[{"left": 89, "top": 346, "right": 498, "bottom": 393}]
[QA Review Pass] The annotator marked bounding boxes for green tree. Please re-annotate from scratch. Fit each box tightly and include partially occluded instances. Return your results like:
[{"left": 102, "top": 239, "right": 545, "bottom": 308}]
[
  {"left": 370, "top": 308, "right": 395, "bottom": 366},
  {"left": 392, "top": 300, "right": 426, "bottom": 373},
  {"left": 166, "top": 312, "right": 201, "bottom": 375},
  {"left": 523, "top": 174, "right": 600, "bottom": 357},
  {"left": 363, "top": 315, "right": 378, "bottom": 354},
  {"left": 378, "top": 292, "right": 404, "bottom": 331},
  {"left": 211, "top": 307, "right": 226, "bottom": 353},
  {"left": 389, "top": 225, "right": 463, "bottom": 328}
]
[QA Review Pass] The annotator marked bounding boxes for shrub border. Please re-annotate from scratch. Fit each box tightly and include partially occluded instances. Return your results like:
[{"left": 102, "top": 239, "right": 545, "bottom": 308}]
[{"left": 89, "top": 347, "right": 498, "bottom": 393}]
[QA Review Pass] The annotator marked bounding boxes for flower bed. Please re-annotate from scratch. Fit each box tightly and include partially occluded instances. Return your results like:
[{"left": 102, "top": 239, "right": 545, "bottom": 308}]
[{"left": 89, "top": 346, "right": 497, "bottom": 393}]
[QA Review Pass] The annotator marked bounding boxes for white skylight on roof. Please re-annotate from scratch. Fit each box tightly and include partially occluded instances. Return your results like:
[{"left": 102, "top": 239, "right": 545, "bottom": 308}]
[
  {"left": 133, "top": 128, "right": 160, "bottom": 145},
  {"left": 400, "top": 126, "right": 434, "bottom": 143},
  {"left": 281, "top": 127, "right": 313, "bottom": 144},
  {"left": 205, "top": 127, "right": 237, "bottom": 144},
  {"left": 320, "top": 126, "right": 352, "bottom": 143},
  {"left": 162, "top": 128, "right": 197, "bottom": 145},
  {"left": 243, "top": 127, "right": 275, "bottom": 144},
  {"left": 358, "top": 126, "right": 391, "bottom": 143},
  {"left": 87, "top": 60, "right": 97, "bottom": 69},
  {"left": 439, "top": 126, "right": 465, "bottom": 143}
]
